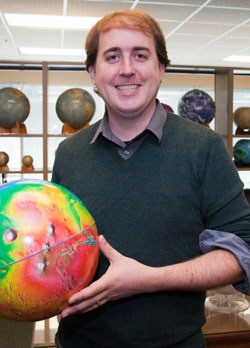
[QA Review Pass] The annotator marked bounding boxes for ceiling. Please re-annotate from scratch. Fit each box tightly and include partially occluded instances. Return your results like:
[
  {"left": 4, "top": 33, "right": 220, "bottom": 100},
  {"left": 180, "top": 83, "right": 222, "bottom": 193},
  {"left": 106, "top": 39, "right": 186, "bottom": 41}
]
[{"left": 0, "top": 0, "right": 250, "bottom": 68}]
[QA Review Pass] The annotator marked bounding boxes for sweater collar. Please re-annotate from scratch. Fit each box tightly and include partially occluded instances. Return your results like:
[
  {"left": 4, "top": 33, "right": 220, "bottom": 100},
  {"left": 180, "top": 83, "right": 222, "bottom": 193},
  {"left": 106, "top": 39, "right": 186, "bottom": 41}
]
[{"left": 90, "top": 99, "right": 167, "bottom": 145}]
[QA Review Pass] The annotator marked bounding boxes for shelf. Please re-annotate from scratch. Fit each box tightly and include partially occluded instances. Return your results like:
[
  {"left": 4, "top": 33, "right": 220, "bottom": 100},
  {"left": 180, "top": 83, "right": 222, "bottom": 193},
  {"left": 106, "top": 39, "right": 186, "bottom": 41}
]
[
  {"left": 235, "top": 168, "right": 250, "bottom": 171},
  {"left": 48, "top": 134, "right": 68, "bottom": 137},
  {"left": 233, "top": 135, "right": 250, "bottom": 138},
  {"left": 1, "top": 171, "right": 44, "bottom": 174},
  {"left": 0, "top": 134, "right": 43, "bottom": 137}
]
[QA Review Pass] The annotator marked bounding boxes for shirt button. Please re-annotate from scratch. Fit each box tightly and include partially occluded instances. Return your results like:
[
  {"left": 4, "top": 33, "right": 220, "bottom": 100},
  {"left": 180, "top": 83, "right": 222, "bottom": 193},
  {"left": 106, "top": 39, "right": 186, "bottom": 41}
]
[{"left": 124, "top": 150, "right": 130, "bottom": 155}]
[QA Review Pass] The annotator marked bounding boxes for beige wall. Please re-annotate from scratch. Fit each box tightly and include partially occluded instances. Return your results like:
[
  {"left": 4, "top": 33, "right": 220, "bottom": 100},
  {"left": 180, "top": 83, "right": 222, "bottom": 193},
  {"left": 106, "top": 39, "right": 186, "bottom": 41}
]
[{"left": 0, "top": 68, "right": 249, "bottom": 89}]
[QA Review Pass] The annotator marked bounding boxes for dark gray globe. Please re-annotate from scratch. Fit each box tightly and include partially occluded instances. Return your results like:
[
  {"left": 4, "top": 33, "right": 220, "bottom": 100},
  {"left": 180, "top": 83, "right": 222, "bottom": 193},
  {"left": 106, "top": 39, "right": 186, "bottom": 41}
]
[
  {"left": 0, "top": 87, "right": 30, "bottom": 128},
  {"left": 56, "top": 88, "right": 95, "bottom": 129}
]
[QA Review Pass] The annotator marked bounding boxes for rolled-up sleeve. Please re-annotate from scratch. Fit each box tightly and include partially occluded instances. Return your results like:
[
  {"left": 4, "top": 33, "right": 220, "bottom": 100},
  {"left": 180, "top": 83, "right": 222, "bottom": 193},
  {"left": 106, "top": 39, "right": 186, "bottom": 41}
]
[{"left": 200, "top": 229, "right": 250, "bottom": 295}]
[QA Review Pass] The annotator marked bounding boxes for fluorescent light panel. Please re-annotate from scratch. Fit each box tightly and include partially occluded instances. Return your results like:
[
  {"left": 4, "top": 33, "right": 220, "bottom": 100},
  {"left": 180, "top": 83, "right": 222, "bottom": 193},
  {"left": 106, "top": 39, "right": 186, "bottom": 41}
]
[
  {"left": 4, "top": 13, "right": 100, "bottom": 30},
  {"left": 223, "top": 55, "right": 250, "bottom": 63},
  {"left": 20, "top": 47, "right": 85, "bottom": 56}
]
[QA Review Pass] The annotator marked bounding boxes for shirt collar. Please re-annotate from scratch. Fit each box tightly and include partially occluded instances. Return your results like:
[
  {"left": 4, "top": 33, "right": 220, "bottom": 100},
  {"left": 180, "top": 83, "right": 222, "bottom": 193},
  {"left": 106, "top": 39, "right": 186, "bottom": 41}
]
[{"left": 90, "top": 99, "right": 167, "bottom": 145}]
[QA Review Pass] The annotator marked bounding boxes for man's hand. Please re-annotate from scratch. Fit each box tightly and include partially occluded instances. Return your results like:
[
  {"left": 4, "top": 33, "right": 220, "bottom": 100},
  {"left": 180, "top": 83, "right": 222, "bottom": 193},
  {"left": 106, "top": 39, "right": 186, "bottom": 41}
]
[
  {"left": 61, "top": 235, "right": 244, "bottom": 318},
  {"left": 61, "top": 235, "right": 155, "bottom": 317}
]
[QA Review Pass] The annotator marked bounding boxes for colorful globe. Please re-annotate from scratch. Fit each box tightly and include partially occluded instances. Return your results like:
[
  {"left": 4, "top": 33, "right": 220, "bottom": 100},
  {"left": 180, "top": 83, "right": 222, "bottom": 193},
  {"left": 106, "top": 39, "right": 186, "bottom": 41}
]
[
  {"left": 0, "top": 179, "right": 99, "bottom": 321},
  {"left": 0, "top": 87, "right": 30, "bottom": 128},
  {"left": 161, "top": 103, "right": 174, "bottom": 113},
  {"left": 178, "top": 89, "right": 215, "bottom": 125},
  {"left": 233, "top": 139, "right": 250, "bottom": 166},
  {"left": 56, "top": 88, "right": 95, "bottom": 129}
]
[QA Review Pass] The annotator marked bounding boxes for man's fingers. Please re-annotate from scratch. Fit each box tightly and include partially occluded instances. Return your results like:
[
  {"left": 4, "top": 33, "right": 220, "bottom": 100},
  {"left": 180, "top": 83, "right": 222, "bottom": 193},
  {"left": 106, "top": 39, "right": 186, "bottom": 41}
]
[{"left": 99, "top": 235, "right": 121, "bottom": 262}]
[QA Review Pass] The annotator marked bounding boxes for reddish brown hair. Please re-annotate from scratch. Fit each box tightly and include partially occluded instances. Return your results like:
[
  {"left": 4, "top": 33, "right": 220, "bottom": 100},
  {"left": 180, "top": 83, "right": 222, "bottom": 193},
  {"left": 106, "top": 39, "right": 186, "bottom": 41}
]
[{"left": 85, "top": 9, "right": 170, "bottom": 71}]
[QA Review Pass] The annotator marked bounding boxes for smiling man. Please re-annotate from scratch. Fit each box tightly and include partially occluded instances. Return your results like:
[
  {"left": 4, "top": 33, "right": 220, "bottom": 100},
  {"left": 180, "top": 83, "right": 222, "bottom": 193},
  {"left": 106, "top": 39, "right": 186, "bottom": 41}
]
[
  {"left": 52, "top": 9, "right": 250, "bottom": 348},
  {"left": 88, "top": 28, "right": 165, "bottom": 141}
]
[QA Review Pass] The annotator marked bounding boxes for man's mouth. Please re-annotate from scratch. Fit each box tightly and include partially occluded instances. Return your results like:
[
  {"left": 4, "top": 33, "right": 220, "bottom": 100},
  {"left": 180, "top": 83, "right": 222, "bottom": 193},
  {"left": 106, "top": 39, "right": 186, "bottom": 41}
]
[{"left": 115, "top": 85, "right": 140, "bottom": 91}]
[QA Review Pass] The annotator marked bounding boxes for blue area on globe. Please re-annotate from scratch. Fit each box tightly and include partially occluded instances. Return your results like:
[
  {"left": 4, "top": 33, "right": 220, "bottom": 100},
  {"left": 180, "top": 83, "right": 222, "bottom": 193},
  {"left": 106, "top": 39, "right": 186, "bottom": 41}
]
[
  {"left": 178, "top": 89, "right": 215, "bottom": 125},
  {"left": 233, "top": 139, "right": 250, "bottom": 166}
]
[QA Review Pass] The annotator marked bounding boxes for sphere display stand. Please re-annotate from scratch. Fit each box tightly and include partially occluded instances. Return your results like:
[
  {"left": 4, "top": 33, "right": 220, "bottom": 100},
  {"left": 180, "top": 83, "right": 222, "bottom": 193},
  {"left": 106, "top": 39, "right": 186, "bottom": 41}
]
[
  {"left": 21, "top": 164, "right": 34, "bottom": 172},
  {"left": 0, "top": 151, "right": 9, "bottom": 177},
  {"left": 62, "top": 121, "right": 90, "bottom": 135},
  {"left": 0, "top": 121, "right": 27, "bottom": 134},
  {"left": 205, "top": 285, "right": 249, "bottom": 314},
  {"left": 0, "top": 165, "right": 9, "bottom": 174},
  {"left": 235, "top": 127, "right": 250, "bottom": 135}
]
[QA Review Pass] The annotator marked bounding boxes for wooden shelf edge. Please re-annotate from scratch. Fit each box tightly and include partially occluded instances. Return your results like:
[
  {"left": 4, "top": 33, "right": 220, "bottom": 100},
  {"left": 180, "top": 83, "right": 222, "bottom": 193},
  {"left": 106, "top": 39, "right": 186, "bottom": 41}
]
[
  {"left": 2, "top": 171, "right": 44, "bottom": 174},
  {"left": 205, "top": 330, "right": 250, "bottom": 344}
]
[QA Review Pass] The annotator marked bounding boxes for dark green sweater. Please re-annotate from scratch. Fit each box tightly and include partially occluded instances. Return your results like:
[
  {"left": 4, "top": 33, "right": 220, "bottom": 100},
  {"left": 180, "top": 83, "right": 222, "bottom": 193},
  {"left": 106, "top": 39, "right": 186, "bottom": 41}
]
[{"left": 52, "top": 113, "right": 250, "bottom": 347}]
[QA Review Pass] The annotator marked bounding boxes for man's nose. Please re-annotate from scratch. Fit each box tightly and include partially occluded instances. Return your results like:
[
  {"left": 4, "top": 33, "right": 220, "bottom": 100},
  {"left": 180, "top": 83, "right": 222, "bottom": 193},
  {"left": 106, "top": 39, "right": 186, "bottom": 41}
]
[{"left": 119, "top": 58, "right": 135, "bottom": 76}]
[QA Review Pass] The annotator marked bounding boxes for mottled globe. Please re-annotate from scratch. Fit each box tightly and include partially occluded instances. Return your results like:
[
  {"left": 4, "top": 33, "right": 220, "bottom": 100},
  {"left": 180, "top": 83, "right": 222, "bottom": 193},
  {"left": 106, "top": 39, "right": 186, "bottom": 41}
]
[
  {"left": 0, "top": 152, "right": 9, "bottom": 167},
  {"left": 22, "top": 155, "right": 33, "bottom": 167},
  {"left": 234, "top": 139, "right": 250, "bottom": 166},
  {"left": 178, "top": 89, "right": 215, "bottom": 125},
  {"left": 234, "top": 107, "right": 250, "bottom": 130},
  {"left": 0, "top": 179, "right": 99, "bottom": 322},
  {"left": 0, "top": 88, "right": 30, "bottom": 128},
  {"left": 56, "top": 88, "right": 95, "bottom": 129}
]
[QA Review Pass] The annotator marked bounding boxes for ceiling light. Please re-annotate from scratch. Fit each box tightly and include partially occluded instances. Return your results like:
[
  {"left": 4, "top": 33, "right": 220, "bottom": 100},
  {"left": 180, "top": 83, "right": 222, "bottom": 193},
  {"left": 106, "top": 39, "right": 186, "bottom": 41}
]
[
  {"left": 19, "top": 47, "right": 85, "bottom": 56},
  {"left": 4, "top": 13, "right": 100, "bottom": 30},
  {"left": 223, "top": 55, "right": 250, "bottom": 63}
]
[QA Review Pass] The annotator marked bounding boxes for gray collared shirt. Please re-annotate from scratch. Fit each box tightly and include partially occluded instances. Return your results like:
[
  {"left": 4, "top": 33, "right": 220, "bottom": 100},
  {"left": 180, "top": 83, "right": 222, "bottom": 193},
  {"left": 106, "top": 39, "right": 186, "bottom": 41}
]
[{"left": 90, "top": 100, "right": 166, "bottom": 159}]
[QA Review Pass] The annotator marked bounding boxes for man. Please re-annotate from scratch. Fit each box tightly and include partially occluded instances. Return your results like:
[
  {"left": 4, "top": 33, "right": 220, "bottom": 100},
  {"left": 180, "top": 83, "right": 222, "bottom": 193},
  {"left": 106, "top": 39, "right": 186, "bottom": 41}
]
[{"left": 52, "top": 9, "right": 250, "bottom": 347}]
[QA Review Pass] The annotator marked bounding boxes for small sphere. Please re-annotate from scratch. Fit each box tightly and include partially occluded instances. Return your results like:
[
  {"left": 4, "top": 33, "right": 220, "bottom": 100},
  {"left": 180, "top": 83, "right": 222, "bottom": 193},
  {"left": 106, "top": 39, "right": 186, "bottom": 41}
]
[
  {"left": 0, "top": 151, "right": 9, "bottom": 167},
  {"left": 22, "top": 155, "right": 33, "bottom": 167}
]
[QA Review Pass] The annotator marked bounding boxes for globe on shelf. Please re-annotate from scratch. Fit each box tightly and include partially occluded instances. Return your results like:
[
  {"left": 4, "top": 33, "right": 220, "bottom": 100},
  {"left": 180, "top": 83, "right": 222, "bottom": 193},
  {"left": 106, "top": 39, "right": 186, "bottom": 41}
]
[
  {"left": 178, "top": 89, "right": 215, "bottom": 126},
  {"left": 234, "top": 107, "right": 250, "bottom": 135},
  {"left": 0, "top": 151, "right": 9, "bottom": 173},
  {"left": 21, "top": 155, "right": 34, "bottom": 171},
  {"left": 0, "top": 151, "right": 9, "bottom": 167},
  {"left": 0, "top": 87, "right": 30, "bottom": 133},
  {"left": 233, "top": 139, "right": 250, "bottom": 166},
  {"left": 56, "top": 88, "right": 95, "bottom": 134},
  {"left": 0, "top": 179, "right": 99, "bottom": 321},
  {"left": 161, "top": 103, "right": 174, "bottom": 113}
]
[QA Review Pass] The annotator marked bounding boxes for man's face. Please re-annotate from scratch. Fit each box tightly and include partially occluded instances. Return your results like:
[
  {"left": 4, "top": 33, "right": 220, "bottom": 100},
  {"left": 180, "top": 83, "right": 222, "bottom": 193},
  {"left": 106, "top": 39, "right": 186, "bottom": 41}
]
[{"left": 89, "top": 29, "right": 165, "bottom": 121}]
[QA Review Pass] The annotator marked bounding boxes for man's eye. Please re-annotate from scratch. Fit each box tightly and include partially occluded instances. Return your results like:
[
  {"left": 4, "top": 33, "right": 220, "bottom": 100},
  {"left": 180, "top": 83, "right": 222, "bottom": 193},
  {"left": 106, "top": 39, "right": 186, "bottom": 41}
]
[
  {"left": 107, "top": 55, "right": 118, "bottom": 62},
  {"left": 136, "top": 53, "right": 147, "bottom": 60}
]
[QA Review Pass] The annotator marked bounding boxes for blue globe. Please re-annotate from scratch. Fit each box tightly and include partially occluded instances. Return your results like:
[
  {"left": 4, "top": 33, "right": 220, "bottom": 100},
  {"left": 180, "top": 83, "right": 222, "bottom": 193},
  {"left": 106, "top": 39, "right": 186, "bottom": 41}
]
[
  {"left": 178, "top": 89, "right": 215, "bottom": 125},
  {"left": 234, "top": 139, "right": 250, "bottom": 166}
]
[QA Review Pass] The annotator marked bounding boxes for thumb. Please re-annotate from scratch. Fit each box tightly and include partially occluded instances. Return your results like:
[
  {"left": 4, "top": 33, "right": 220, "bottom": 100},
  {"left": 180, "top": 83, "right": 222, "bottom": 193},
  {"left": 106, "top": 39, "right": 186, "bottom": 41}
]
[{"left": 99, "top": 235, "right": 121, "bottom": 263}]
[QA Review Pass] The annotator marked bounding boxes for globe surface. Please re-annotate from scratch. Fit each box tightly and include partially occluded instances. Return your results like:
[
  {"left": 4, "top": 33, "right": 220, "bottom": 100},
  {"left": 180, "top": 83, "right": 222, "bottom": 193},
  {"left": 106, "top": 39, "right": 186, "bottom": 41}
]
[
  {"left": 234, "top": 139, "right": 250, "bottom": 165},
  {"left": 56, "top": 88, "right": 95, "bottom": 129},
  {"left": 178, "top": 89, "right": 215, "bottom": 125},
  {"left": 234, "top": 107, "right": 250, "bottom": 130},
  {"left": 0, "top": 179, "right": 99, "bottom": 321},
  {"left": 0, "top": 152, "right": 9, "bottom": 167},
  {"left": 0, "top": 87, "right": 30, "bottom": 128}
]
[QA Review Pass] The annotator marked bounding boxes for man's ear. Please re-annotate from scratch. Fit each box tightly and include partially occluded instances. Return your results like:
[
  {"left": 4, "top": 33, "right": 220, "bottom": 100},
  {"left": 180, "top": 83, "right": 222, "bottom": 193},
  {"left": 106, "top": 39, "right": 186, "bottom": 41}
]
[
  {"left": 159, "top": 63, "right": 165, "bottom": 82},
  {"left": 88, "top": 65, "right": 96, "bottom": 85}
]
